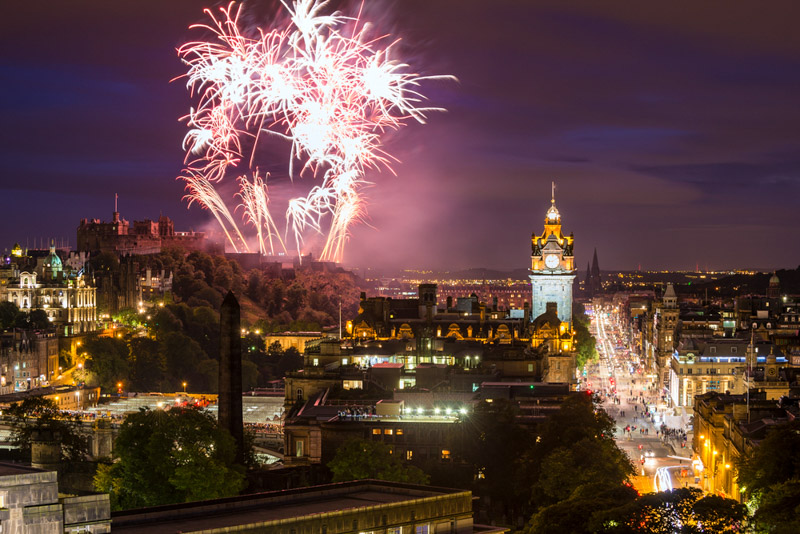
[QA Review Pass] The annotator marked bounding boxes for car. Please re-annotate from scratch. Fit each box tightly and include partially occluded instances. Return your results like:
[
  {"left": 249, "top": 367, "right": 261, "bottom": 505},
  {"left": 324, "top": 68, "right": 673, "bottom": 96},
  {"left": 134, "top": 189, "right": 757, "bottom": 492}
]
[{"left": 645, "top": 449, "right": 655, "bottom": 457}]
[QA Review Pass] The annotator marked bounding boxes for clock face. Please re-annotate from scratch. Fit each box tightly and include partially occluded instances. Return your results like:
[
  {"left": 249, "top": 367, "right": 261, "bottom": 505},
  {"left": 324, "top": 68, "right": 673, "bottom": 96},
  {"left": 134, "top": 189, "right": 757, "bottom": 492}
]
[{"left": 544, "top": 254, "right": 559, "bottom": 269}]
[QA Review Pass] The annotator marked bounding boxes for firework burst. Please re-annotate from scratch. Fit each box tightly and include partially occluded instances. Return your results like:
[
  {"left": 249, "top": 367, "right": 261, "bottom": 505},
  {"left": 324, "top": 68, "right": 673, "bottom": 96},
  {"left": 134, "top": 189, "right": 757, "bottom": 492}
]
[{"left": 178, "top": 0, "right": 452, "bottom": 262}]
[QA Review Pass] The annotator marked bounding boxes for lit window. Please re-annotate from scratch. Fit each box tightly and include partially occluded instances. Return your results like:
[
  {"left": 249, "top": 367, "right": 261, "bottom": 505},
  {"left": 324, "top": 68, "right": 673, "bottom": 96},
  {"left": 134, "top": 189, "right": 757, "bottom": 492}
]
[
  {"left": 372, "top": 428, "right": 381, "bottom": 435},
  {"left": 406, "top": 450, "right": 413, "bottom": 460},
  {"left": 384, "top": 429, "right": 393, "bottom": 435},
  {"left": 396, "top": 428, "right": 403, "bottom": 436},
  {"left": 441, "top": 449, "right": 451, "bottom": 460}
]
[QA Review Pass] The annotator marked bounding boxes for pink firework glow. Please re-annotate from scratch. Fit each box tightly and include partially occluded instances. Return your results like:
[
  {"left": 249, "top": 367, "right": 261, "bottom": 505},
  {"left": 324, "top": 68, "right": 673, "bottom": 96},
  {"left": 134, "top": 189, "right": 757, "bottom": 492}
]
[{"left": 178, "top": 0, "right": 452, "bottom": 261}]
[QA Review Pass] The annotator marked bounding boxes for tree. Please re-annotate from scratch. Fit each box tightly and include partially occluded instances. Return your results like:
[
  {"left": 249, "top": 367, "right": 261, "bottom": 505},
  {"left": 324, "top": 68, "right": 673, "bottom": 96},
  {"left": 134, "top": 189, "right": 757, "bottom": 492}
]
[
  {"left": 573, "top": 302, "right": 598, "bottom": 369},
  {"left": 523, "top": 392, "right": 633, "bottom": 518},
  {"left": 592, "top": 488, "right": 748, "bottom": 534},
  {"left": 328, "top": 438, "right": 429, "bottom": 484},
  {"left": 161, "top": 332, "right": 207, "bottom": 390},
  {"left": 524, "top": 483, "right": 638, "bottom": 534},
  {"left": 83, "top": 336, "right": 129, "bottom": 392},
  {"left": 277, "top": 346, "right": 303, "bottom": 377},
  {"left": 6, "top": 397, "right": 89, "bottom": 461},
  {"left": 457, "top": 399, "right": 533, "bottom": 521},
  {"left": 128, "top": 338, "right": 165, "bottom": 391},
  {"left": 0, "top": 301, "right": 20, "bottom": 330},
  {"left": 691, "top": 494, "right": 750, "bottom": 533},
  {"left": 535, "top": 437, "right": 634, "bottom": 505},
  {"left": 748, "top": 480, "right": 800, "bottom": 534},
  {"left": 94, "top": 407, "right": 245, "bottom": 510},
  {"left": 737, "top": 418, "right": 800, "bottom": 533}
]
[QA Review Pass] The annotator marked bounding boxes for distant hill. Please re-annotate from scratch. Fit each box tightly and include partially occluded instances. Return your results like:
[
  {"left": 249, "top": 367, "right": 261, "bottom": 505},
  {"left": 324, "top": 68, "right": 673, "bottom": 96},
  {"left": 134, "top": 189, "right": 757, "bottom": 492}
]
[{"left": 687, "top": 268, "right": 800, "bottom": 297}]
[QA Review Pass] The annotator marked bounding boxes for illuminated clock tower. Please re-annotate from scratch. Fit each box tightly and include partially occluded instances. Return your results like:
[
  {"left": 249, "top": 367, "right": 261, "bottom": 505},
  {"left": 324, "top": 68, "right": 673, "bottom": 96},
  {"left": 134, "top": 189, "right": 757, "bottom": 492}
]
[{"left": 529, "top": 183, "right": 575, "bottom": 327}]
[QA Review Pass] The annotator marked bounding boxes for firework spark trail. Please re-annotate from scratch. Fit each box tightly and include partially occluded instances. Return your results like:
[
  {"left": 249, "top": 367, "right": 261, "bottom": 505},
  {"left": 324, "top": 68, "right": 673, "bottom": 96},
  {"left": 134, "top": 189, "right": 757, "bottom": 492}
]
[
  {"left": 237, "top": 172, "right": 287, "bottom": 255},
  {"left": 178, "top": 0, "right": 452, "bottom": 262},
  {"left": 183, "top": 170, "right": 249, "bottom": 253}
]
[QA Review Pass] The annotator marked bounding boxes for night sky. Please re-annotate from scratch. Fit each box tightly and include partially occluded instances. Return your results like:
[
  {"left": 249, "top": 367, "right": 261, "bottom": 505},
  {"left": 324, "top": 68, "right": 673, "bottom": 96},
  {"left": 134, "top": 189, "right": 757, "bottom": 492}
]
[{"left": 2, "top": 1, "right": 799, "bottom": 272}]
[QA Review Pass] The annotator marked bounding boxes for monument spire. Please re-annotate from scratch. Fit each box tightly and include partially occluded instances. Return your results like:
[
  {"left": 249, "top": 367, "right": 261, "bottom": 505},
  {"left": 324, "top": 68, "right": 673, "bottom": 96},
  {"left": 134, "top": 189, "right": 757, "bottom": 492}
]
[{"left": 219, "top": 291, "right": 244, "bottom": 464}]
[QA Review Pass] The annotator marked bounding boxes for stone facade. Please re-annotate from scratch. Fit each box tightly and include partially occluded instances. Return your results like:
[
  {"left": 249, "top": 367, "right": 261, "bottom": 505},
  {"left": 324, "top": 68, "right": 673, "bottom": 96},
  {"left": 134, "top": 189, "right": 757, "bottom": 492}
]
[
  {"left": 1, "top": 246, "right": 97, "bottom": 336},
  {"left": 0, "top": 463, "right": 110, "bottom": 533},
  {"left": 0, "top": 330, "right": 59, "bottom": 392},
  {"left": 77, "top": 212, "right": 207, "bottom": 255}
]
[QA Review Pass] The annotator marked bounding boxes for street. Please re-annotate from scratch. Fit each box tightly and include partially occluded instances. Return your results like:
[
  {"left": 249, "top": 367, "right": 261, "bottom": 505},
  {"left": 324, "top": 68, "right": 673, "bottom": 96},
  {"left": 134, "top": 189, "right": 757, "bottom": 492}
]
[{"left": 583, "top": 305, "right": 697, "bottom": 494}]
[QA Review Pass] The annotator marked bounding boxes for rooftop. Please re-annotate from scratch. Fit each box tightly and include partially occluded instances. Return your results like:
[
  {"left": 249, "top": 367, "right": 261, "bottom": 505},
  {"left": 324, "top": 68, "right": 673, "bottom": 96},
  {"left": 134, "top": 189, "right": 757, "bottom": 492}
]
[{"left": 112, "top": 480, "right": 470, "bottom": 534}]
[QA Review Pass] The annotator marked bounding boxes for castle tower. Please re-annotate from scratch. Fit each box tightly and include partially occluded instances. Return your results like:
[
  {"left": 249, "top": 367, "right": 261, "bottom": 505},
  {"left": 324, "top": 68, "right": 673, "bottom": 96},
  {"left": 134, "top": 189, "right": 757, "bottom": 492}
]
[
  {"left": 219, "top": 291, "right": 244, "bottom": 464},
  {"left": 529, "top": 183, "right": 575, "bottom": 327}
]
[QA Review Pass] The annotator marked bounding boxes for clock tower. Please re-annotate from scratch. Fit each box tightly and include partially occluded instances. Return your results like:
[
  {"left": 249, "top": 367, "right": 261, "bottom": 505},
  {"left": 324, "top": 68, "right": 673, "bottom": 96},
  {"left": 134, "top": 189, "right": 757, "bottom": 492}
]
[{"left": 529, "top": 183, "right": 575, "bottom": 327}]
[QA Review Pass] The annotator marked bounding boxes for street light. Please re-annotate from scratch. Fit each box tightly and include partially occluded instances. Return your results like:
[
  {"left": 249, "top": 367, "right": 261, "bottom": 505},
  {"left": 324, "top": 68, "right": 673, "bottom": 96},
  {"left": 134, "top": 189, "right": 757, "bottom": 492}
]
[{"left": 182, "top": 381, "right": 187, "bottom": 394}]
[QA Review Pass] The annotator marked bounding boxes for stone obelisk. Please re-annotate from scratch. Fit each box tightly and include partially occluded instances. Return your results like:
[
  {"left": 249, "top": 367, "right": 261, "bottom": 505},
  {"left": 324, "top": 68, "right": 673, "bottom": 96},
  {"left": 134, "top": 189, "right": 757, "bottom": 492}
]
[{"left": 219, "top": 291, "right": 244, "bottom": 464}]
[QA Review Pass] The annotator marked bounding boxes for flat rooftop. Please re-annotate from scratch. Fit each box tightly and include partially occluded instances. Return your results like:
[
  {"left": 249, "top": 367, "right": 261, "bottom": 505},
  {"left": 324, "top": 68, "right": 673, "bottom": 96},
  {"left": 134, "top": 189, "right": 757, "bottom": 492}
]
[
  {"left": 0, "top": 462, "right": 44, "bottom": 477},
  {"left": 113, "top": 480, "right": 468, "bottom": 534}
]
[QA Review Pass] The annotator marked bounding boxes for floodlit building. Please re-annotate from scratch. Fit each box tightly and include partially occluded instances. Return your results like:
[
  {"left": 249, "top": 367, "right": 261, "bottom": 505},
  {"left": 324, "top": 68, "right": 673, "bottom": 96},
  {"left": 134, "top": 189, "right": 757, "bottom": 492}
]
[
  {"left": 529, "top": 186, "right": 575, "bottom": 328},
  {"left": 692, "top": 392, "right": 799, "bottom": 501},
  {"left": 77, "top": 211, "right": 208, "bottom": 255},
  {"left": 1, "top": 244, "right": 97, "bottom": 335},
  {"left": 0, "top": 329, "right": 59, "bottom": 392}
]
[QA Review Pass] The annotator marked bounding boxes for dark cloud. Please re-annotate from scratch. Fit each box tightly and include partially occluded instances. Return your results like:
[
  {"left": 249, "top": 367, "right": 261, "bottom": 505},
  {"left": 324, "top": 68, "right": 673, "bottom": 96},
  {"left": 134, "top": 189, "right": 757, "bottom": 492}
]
[{"left": 1, "top": 0, "right": 799, "bottom": 270}]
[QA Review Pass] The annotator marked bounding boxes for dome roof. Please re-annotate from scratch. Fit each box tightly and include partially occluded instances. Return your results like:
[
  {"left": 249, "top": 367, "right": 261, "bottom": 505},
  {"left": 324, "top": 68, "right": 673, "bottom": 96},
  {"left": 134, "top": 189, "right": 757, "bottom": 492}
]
[
  {"left": 44, "top": 245, "right": 62, "bottom": 270},
  {"left": 769, "top": 273, "right": 780, "bottom": 285},
  {"left": 545, "top": 203, "right": 560, "bottom": 223}
]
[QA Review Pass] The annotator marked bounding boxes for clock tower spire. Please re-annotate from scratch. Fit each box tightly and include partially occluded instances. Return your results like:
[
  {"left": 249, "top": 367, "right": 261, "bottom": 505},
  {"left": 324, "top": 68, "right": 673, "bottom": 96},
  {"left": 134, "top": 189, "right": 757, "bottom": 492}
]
[{"left": 530, "top": 183, "right": 575, "bottom": 327}]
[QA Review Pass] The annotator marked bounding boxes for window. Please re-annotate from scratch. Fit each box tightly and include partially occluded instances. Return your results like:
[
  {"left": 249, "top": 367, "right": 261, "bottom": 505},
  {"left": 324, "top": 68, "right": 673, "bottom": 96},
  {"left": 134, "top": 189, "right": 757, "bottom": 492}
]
[
  {"left": 441, "top": 449, "right": 451, "bottom": 460},
  {"left": 384, "top": 429, "right": 393, "bottom": 435},
  {"left": 731, "top": 347, "right": 737, "bottom": 353},
  {"left": 313, "top": 358, "right": 319, "bottom": 366},
  {"left": 528, "top": 363, "right": 534, "bottom": 372},
  {"left": 415, "top": 525, "right": 429, "bottom": 534},
  {"left": 396, "top": 428, "right": 403, "bottom": 436},
  {"left": 342, "top": 358, "right": 349, "bottom": 365},
  {"left": 709, "top": 347, "right": 716, "bottom": 354},
  {"left": 406, "top": 450, "right": 413, "bottom": 460},
  {"left": 295, "top": 439, "right": 304, "bottom": 457},
  {"left": 372, "top": 428, "right": 381, "bottom": 435}
]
